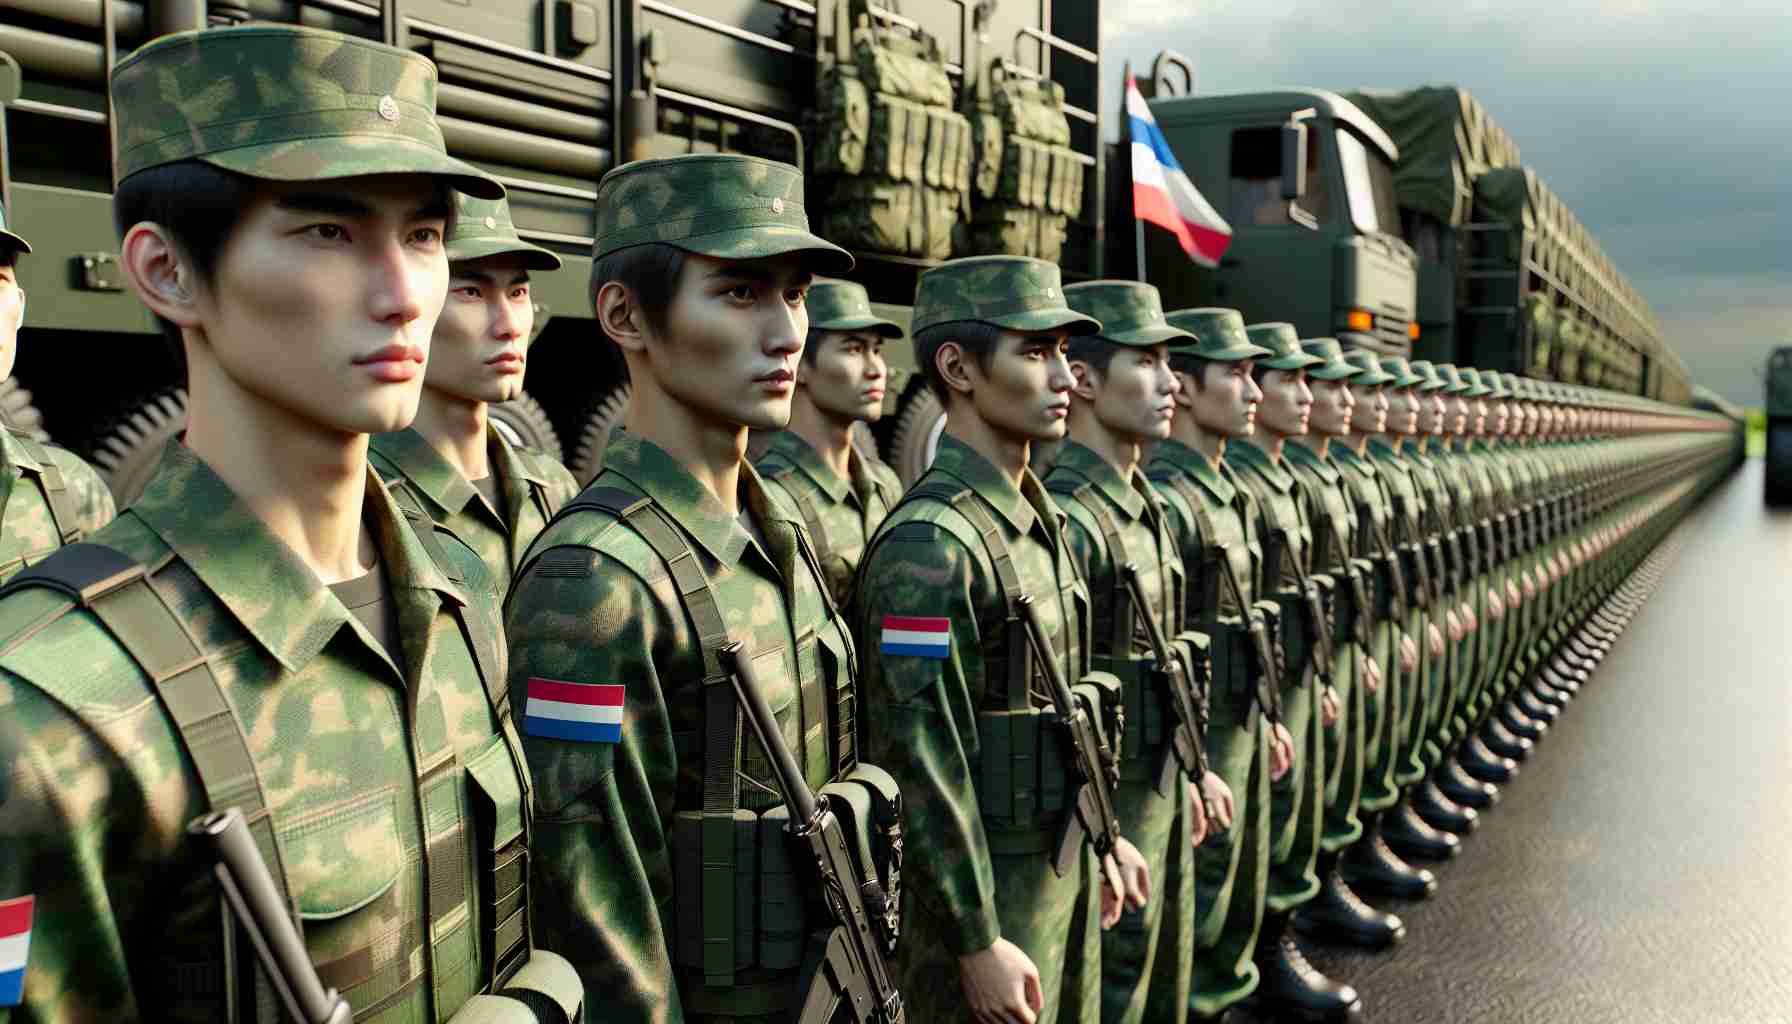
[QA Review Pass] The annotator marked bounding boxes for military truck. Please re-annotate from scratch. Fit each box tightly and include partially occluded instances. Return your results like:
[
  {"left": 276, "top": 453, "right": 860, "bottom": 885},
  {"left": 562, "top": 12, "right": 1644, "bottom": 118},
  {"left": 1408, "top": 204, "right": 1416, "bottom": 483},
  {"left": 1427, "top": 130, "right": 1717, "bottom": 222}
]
[{"left": 1764, "top": 346, "right": 1792, "bottom": 507}]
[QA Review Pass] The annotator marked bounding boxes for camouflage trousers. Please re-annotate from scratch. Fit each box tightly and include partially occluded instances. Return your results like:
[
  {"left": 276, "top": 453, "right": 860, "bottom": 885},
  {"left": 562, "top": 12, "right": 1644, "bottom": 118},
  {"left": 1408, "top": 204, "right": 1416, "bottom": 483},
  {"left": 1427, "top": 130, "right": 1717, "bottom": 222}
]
[
  {"left": 1100, "top": 767, "right": 1194, "bottom": 1023},
  {"left": 1265, "top": 662, "right": 1325, "bottom": 914},
  {"left": 1189, "top": 689, "right": 1272, "bottom": 1018},
  {"left": 1319, "top": 640, "right": 1367, "bottom": 854},
  {"left": 1357, "top": 619, "right": 1406, "bottom": 815},
  {"left": 1394, "top": 606, "right": 1436, "bottom": 788},
  {"left": 894, "top": 837, "right": 1102, "bottom": 1023}
]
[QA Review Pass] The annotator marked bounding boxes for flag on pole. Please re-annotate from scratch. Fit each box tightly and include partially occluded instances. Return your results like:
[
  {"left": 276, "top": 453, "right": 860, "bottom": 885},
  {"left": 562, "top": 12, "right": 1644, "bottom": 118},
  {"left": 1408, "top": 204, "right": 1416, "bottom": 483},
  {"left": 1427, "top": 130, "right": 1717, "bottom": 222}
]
[{"left": 1126, "top": 75, "right": 1232, "bottom": 268}]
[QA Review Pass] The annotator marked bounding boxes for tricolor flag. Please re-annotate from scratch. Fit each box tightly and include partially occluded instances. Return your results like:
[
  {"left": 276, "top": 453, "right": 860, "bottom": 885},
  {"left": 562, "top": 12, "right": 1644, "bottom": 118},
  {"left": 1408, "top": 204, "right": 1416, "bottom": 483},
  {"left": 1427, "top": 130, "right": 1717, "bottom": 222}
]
[
  {"left": 881, "top": 616, "right": 951, "bottom": 659},
  {"left": 1126, "top": 75, "right": 1232, "bottom": 268},
  {"left": 0, "top": 895, "right": 33, "bottom": 1007},
  {"left": 523, "top": 678, "right": 624, "bottom": 743}
]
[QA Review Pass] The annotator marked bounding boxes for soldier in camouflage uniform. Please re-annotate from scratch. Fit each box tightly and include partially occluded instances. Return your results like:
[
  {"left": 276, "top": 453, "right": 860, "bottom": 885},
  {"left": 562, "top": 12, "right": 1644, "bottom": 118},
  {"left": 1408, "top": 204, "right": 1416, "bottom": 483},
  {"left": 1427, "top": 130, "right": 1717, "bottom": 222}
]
[
  {"left": 1473, "top": 371, "right": 1545, "bottom": 761},
  {"left": 0, "top": 25, "right": 583, "bottom": 1023},
  {"left": 1050, "top": 281, "right": 1229, "bottom": 1024},
  {"left": 372, "top": 192, "right": 578, "bottom": 594},
  {"left": 0, "top": 202, "right": 115, "bottom": 580},
  {"left": 854, "top": 256, "right": 1150, "bottom": 1024},
  {"left": 1143, "top": 308, "right": 1290, "bottom": 1023},
  {"left": 1225, "top": 323, "right": 1361, "bottom": 1023},
  {"left": 755, "top": 279, "right": 904, "bottom": 608},
  {"left": 1281, "top": 338, "right": 1406, "bottom": 953},
  {"left": 504, "top": 153, "right": 904, "bottom": 1024}
]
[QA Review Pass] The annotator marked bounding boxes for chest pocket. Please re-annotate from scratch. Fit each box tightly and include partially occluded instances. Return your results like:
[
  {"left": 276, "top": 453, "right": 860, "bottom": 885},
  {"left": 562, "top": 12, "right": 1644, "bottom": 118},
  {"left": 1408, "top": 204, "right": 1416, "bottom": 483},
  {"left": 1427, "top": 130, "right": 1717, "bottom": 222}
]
[
  {"left": 813, "top": 613, "right": 860, "bottom": 779},
  {"left": 465, "top": 734, "right": 531, "bottom": 988}
]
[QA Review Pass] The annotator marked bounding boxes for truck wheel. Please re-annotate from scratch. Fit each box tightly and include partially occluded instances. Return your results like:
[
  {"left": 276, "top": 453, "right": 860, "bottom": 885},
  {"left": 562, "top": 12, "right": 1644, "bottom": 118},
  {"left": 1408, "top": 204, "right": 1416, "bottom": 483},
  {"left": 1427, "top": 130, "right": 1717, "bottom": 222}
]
[
  {"left": 91, "top": 388, "right": 188, "bottom": 507},
  {"left": 1766, "top": 424, "right": 1792, "bottom": 507},
  {"left": 0, "top": 377, "right": 49, "bottom": 441},
  {"left": 888, "top": 389, "right": 946, "bottom": 487},
  {"left": 569, "top": 384, "right": 632, "bottom": 485},
  {"left": 490, "top": 392, "right": 564, "bottom": 464}
]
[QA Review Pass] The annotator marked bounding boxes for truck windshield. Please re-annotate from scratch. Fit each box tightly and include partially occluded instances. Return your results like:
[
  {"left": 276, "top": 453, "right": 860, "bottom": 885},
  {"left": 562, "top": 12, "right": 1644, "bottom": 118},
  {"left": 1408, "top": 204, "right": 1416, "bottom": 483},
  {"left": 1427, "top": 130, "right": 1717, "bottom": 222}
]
[{"left": 1337, "top": 128, "right": 1401, "bottom": 237}]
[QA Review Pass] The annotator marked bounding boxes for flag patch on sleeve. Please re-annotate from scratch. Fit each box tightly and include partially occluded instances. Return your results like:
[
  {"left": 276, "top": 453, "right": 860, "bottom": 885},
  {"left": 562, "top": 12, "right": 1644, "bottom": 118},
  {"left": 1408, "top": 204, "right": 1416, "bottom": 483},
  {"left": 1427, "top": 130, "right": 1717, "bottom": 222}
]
[
  {"left": 523, "top": 678, "right": 624, "bottom": 743},
  {"left": 0, "top": 895, "right": 33, "bottom": 1007},
  {"left": 881, "top": 616, "right": 951, "bottom": 658}
]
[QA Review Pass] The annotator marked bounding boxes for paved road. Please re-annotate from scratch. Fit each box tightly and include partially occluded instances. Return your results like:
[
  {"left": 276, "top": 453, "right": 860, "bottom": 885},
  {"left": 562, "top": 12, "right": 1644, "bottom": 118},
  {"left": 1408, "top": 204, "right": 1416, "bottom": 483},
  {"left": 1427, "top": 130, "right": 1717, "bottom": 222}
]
[{"left": 1241, "top": 458, "right": 1792, "bottom": 1024}]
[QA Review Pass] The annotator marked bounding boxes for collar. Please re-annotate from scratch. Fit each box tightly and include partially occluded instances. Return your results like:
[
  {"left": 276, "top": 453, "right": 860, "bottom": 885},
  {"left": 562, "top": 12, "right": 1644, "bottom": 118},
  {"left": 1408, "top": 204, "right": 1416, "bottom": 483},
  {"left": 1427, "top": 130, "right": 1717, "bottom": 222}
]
[
  {"left": 1150, "top": 438, "right": 1234, "bottom": 506},
  {"left": 1330, "top": 443, "right": 1377, "bottom": 475},
  {"left": 488, "top": 425, "right": 549, "bottom": 532},
  {"left": 931, "top": 434, "right": 1038, "bottom": 538},
  {"left": 127, "top": 441, "right": 463, "bottom": 675},
  {"left": 1283, "top": 439, "right": 1341, "bottom": 483},
  {"left": 601, "top": 433, "right": 802, "bottom": 566},
  {"left": 1225, "top": 437, "right": 1294, "bottom": 492},
  {"left": 761, "top": 430, "right": 851, "bottom": 504},
  {"left": 369, "top": 427, "right": 478, "bottom": 518},
  {"left": 1049, "top": 440, "right": 1147, "bottom": 520}
]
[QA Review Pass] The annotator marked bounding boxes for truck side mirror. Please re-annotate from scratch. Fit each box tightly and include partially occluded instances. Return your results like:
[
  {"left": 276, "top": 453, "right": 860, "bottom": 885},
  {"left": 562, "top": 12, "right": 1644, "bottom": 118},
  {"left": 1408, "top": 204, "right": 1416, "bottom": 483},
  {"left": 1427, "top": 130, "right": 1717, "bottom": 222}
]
[{"left": 1280, "top": 120, "right": 1308, "bottom": 202}]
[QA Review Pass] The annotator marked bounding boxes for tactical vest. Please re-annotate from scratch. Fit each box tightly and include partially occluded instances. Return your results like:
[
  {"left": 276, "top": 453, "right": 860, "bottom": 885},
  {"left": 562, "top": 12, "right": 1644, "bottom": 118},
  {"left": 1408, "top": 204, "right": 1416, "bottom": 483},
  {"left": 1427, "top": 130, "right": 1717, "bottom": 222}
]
[
  {"left": 762, "top": 460, "right": 898, "bottom": 611},
  {"left": 1238, "top": 465, "right": 1325, "bottom": 685},
  {"left": 962, "top": 59, "right": 1085, "bottom": 261},
  {"left": 0, "top": 497, "right": 578, "bottom": 1024},
  {"left": 0, "top": 431, "right": 88, "bottom": 572},
  {"left": 520, "top": 486, "right": 902, "bottom": 1011},
  {"left": 1334, "top": 457, "right": 1408, "bottom": 626},
  {"left": 1287, "top": 455, "right": 1369, "bottom": 650},
  {"left": 867, "top": 478, "right": 1125, "bottom": 849},
  {"left": 813, "top": 0, "right": 971, "bottom": 260}
]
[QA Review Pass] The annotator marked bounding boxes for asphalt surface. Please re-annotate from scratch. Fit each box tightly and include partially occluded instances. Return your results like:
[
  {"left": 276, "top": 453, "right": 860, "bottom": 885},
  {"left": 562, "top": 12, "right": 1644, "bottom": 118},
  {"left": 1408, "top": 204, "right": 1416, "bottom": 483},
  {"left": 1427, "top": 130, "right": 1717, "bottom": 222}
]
[{"left": 1237, "top": 458, "right": 1792, "bottom": 1024}]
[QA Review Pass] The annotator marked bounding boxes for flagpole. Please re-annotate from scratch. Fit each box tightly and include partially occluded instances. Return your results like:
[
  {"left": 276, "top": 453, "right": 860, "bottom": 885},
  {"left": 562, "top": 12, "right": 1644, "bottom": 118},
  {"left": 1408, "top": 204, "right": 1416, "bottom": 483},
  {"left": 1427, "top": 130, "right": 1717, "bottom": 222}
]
[{"left": 1125, "top": 63, "right": 1147, "bottom": 283}]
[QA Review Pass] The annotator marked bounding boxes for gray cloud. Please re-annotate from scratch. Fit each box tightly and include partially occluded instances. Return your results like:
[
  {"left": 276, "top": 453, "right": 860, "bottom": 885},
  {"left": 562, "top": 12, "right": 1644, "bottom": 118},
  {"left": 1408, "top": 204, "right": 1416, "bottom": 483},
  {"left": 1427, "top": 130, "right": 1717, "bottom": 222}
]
[{"left": 1101, "top": 0, "right": 1790, "bottom": 404}]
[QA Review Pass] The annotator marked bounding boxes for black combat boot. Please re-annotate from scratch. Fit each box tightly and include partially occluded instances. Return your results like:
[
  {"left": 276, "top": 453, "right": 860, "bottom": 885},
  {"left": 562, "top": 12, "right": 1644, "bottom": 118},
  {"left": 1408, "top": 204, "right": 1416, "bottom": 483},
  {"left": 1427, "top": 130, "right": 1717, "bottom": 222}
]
[
  {"left": 1499, "top": 701, "right": 1547, "bottom": 741},
  {"left": 1384, "top": 801, "right": 1462, "bottom": 861},
  {"left": 1458, "top": 735, "right": 1517, "bottom": 783},
  {"left": 1537, "top": 664, "right": 1581, "bottom": 695},
  {"left": 1245, "top": 911, "right": 1364, "bottom": 1022},
  {"left": 1481, "top": 717, "right": 1534, "bottom": 760},
  {"left": 1434, "top": 757, "right": 1498, "bottom": 808},
  {"left": 1295, "top": 852, "right": 1407, "bottom": 950},
  {"left": 1527, "top": 680, "right": 1572, "bottom": 710},
  {"left": 1341, "top": 813, "right": 1438, "bottom": 900},
  {"left": 1412, "top": 779, "right": 1478, "bottom": 834},
  {"left": 1513, "top": 686, "right": 1560, "bottom": 723}
]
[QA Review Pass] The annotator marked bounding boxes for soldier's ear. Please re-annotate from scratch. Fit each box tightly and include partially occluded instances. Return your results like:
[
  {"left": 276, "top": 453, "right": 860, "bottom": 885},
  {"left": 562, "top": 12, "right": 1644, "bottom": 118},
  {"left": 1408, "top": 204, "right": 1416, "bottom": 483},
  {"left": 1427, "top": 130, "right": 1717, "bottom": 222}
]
[
  {"left": 1068, "top": 359, "right": 1098, "bottom": 400},
  {"left": 935, "top": 339, "right": 977, "bottom": 396},
  {"left": 596, "top": 280, "right": 646, "bottom": 353},
  {"left": 121, "top": 221, "right": 200, "bottom": 329}
]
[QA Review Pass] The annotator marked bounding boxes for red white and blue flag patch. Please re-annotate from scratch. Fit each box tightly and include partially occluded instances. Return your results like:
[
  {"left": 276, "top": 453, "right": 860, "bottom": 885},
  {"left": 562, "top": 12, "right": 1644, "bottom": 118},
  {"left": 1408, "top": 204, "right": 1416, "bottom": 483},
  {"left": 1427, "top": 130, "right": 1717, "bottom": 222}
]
[
  {"left": 523, "top": 678, "right": 624, "bottom": 743},
  {"left": 881, "top": 616, "right": 951, "bottom": 659},
  {"left": 0, "top": 895, "right": 33, "bottom": 1007}
]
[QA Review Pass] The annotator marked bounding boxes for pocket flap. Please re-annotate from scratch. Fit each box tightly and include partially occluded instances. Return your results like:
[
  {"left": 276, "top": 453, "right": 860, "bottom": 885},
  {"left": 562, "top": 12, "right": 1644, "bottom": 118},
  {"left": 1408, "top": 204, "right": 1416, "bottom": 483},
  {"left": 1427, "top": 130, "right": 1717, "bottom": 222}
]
[
  {"left": 465, "top": 733, "right": 526, "bottom": 851},
  {"left": 279, "top": 786, "right": 403, "bottom": 920}
]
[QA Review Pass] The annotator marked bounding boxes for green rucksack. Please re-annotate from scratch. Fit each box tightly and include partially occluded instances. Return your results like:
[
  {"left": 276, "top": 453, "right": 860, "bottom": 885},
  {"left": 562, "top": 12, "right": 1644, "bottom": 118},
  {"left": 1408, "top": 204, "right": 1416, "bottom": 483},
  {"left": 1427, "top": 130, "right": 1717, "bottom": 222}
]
[{"left": 961, "top": 59, "right": 1085, "bottom": 262}]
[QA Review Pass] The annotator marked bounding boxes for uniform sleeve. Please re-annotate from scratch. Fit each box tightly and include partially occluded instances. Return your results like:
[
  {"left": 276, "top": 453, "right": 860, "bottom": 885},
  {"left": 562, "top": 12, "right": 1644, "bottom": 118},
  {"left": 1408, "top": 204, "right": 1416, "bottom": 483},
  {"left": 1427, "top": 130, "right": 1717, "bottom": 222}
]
[
  {"left": 504, "top": 545, "right": 684, "bottom": 1024},
  {"left": 851, "top": 523, "right": 1002, "bottom": 957},
  {"left": 52, "top": 452, "right": 114, "bottom": 534},
  {"left": 0, "top": 670, "right": 146, "bottom": 1022}
]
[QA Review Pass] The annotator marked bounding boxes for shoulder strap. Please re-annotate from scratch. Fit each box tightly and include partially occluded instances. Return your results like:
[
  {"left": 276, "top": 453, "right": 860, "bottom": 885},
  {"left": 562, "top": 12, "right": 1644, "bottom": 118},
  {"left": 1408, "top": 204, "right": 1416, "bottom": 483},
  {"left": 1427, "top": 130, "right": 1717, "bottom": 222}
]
[
  {"left": 515, "top": 451, "right": 560, "bottom": 525},
  {"left": 765, "top": 465, "right": 837, "bottom": 586},
  {"left": 1045, "top": 478, "right": 1132, "bottom": 658},
  {"left": 10, "top": 435, "right": 82, "bottom": 544}
]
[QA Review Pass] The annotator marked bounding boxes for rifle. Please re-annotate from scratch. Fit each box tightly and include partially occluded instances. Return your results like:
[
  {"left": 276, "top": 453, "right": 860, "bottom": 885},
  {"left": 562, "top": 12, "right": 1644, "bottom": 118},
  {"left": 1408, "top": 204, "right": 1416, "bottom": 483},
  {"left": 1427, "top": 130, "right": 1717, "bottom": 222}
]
[
  {"left": 1212, "top": 549, "right": 1283, "bottom": 725},
  {"left": 1119, "top": 563, "right": 1214, "bottom": 812},
  {"left": 189, "top": 808, "right": 353, "bottom": 1024},
  {"left": 1276, "top": 526, "right": 1335, "bottom": 690},
  {"left": 1015, "top": 594, "right": 1123, "bottom": 878},
  {"left": 716, "top": 642, "right": 904, "bottom": 1024}
]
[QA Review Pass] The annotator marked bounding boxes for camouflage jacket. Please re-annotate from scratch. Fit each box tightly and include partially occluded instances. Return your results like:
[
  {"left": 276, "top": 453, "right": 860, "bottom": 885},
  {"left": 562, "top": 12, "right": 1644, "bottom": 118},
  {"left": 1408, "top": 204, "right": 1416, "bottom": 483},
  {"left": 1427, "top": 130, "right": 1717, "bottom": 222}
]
[
  {"left": 1282, "top": 441, "right": 1360, "bottom": 579},
  {"left": 0, "top": 429, "right": 115, "bottom": 583},
  {"left": 0, "top": 441, "right": 524, "bottom": 1024},
  {"left": 754, "top": 430, "right": 902, "bottom": 609},
  {"left": 1225, "top": 439, "right": 1319, "bottom": 600},
  {"left": 504, "top": 433, "right": 856, "bottom": 1023},
  {"left": 1146, "top": 438, "right": 1263, "bottom": 625},
  {"left": 370, "top": 424, "right": 578, "bottom": 594},
  {"left": 852, "top": 435, "right": 1089, "bottom": 956}
]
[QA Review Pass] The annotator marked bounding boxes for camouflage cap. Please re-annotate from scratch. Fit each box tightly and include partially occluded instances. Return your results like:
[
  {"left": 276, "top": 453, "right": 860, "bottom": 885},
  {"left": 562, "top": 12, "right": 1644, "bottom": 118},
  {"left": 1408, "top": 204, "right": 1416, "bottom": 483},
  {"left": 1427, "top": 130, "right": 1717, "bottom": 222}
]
[
  {"left": 1457, "top": 367, "right": 1495, "bottom": 398},
  {"left": 911, "top": 255, "right": 1098, "bottom": 337},
  {"left": 1380, "top": 355, "right": 1424, "bottom": 389},
  {"left": 1479, "top": 370, "right": 1509, "bottom": 399},
  {"left": 590, "top": 153, "right": 851, "bottom": 274},
  {"left": 1164, "top": 308, "right": 1271, "bottom": 362},
  {"left": 1245, "top": 322, "right": 1324, "bottom": 371},
  {"left": 0, "top": 201, "right": 29, "bottom": 255},
  {"left": 1341, "top": 348, "right": 1396, "bottom": 385},
  {"left": 1063, "top": 280, "right": 1186, "bottom": 348},
  {"left": 806, "top": 280, "right": 902, "bottom": 338},
  {"left": 1436, "top": 363, "right": 1471, "bottom": 395},
  {"left": 111, "top": 25, "right": 501, "bottom": 198},
  {"left": 1299, "top": 337, "right": 1363, "bottom": 381},
  {"left": 448, "top": 193, "right": 561, "bottom": 270},
  {"left": 1407, "top": 359, "right": 1449, "bottom": 392}
]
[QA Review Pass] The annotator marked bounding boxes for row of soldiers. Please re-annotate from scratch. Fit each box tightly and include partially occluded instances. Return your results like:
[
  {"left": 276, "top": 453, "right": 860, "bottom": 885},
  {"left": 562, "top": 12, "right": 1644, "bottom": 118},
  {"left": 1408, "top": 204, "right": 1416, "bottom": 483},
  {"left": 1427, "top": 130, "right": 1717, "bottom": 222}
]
[{"left": 0, "top": 23, "right": 1735, "bottom": 1024}]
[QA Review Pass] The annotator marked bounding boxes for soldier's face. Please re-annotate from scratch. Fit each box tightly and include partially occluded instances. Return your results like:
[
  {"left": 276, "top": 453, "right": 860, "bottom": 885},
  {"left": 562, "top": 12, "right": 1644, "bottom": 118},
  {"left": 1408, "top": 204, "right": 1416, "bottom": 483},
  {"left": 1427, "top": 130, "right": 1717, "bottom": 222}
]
[
  {"left": 1419, "top": 391, "right": 1448, "bottom": 434},
  {"left": 1449, "top": 395, "right": 1471, "bottom": 434},
  {"left": 429, "top": 254, "right": 534, "bottom": 405},
  {"left": 1081, "top": 343, "right": 1177, "bottom": 444},
  {"left": 646, "top": 251, "right": 811, "bottom": 431},
  {"left": 801, "top": 330, "right": 888, "bottom": 424},
  {"left": 1349, "top": 383, "right": 1388, "bottom": 435},
  {"left": 1309, "top": 377, "right": 1354, "bottom": 436},
  {"left": 195, "top": 175, "right": 450, "bottom": 435},
  {"left": 0, "top": 256, "right": 21, "bottom": 382},
  {"left": 1389, "top": 387, "right": 1421, "bottom": 435},
  {"left": 1257, "top": 368, "right": 1311, "bottom": 437},
  {"left": 1191, "top": 359, "right": 1260, "bottom": 437},
  {"left": 1469, "top": 397, "right": 1488, "bottom": 435},
  {"left": 968, "top": 329, "right": 1074, "bottom": 443}
]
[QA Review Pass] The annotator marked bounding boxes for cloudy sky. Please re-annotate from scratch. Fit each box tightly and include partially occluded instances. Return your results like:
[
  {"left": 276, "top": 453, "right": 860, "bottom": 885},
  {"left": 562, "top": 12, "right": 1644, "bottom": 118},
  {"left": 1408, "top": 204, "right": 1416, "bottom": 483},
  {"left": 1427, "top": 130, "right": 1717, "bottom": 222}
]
[{"left": 1101, "top": 0, "right": 1788, "bottom": 405}]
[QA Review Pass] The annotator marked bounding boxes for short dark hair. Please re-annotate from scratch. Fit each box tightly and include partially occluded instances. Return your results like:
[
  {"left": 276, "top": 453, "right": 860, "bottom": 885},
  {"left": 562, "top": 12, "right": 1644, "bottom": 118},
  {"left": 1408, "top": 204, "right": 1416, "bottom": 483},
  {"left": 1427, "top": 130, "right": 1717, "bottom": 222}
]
[
  {"left": 113, "top": 161, "right": 257, "bottom": 346},
  {"left": 802, "top": 325, "right": 874, "bottom": 367},
  {"left": 913, "top": 319, "right": 1002, "bottom": 403},
  {"left": 589, "top": 242, "right": 686, "bottom": 341},
  {"left": 1066, "top": 335, "right": 1121, "bottom": 378},
  {"left": 1169, "top": 352, "right": 1216, "bottom": 388}
]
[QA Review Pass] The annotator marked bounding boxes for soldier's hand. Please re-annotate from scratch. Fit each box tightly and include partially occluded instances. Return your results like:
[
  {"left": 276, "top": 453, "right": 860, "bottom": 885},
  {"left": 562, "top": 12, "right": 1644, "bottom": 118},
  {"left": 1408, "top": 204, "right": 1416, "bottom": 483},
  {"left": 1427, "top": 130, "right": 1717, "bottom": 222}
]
[
  {"left": 1399, "top": 632, "right": 1419, "bottom": 674},
  {"left": 1508, "top": 580, "right": 1522, "bottom": 608},
  {"left": 1269, "top": 721, "right": 1295, "bottom": 782},
  {"left": 1186, "top": 779, "right": 1210, "bottom": 847},
  {"left": 1487, "top": 588, "right": 1505, "bottom": 620},
  {"left": 1200, "top": 772, "right": 1236, "bottom": 835},
  {"left": 1321, "top": 685, "right": 1341, "bottom": 728},
  {"left": 1461, "top": 603, "right": 1478, "bottom": 633},
  {"left": 1521, "top": 573, "right": 1537, "bottom": 601},
  {"left": 959, "top": 939, "right": 1043, "bottom": 1024},
  {"left": 1361, "top": 651, "right": 1382, "bottom": 694},
  {"left": 1445, "top": 609, "right": 1464, "bottom": 643},
  {"left": 1427, "top": 622, "right": 1446, "bottom": 658},
  {"left": 1097, "top": 851, "right": 1128, "bottom": 928},
  {"left": 1109, "top": 839, "right": 1151, "bottom": 921}
]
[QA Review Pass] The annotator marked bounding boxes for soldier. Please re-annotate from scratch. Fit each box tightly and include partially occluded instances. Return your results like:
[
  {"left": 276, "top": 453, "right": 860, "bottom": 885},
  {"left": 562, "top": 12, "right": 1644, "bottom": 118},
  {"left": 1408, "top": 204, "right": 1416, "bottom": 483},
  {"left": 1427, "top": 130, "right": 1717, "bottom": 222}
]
[
  {"left": 503, "top": 153, "right": 907, "bottom": 1023},
  {"left": 754, "top": 278, "right": 904, "bottom": 608},
  {"left": 371, "top": 192, "right": 578, "bottom": 592},
  {"left": 1050, "top": 281, "right": 1229, "bottom": 1024},
  {"left": 1143, "top": 309, "right": 1292, "bottom": 1024},
  {"left": 1282, "top": 338, "right": 1406, "bottom": 952},
  {"left": 1224, "top": 323, "right": 1360, "bottom": 1022},
  {"left": 854, "top": 256, "right": 1150, "bottom": 1024},
  {"left": 0, "top": 201, "right": 114, "bottom": 579},
  {"left": 0, "top": 24, "right": 581, "bottom": 1022}
]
